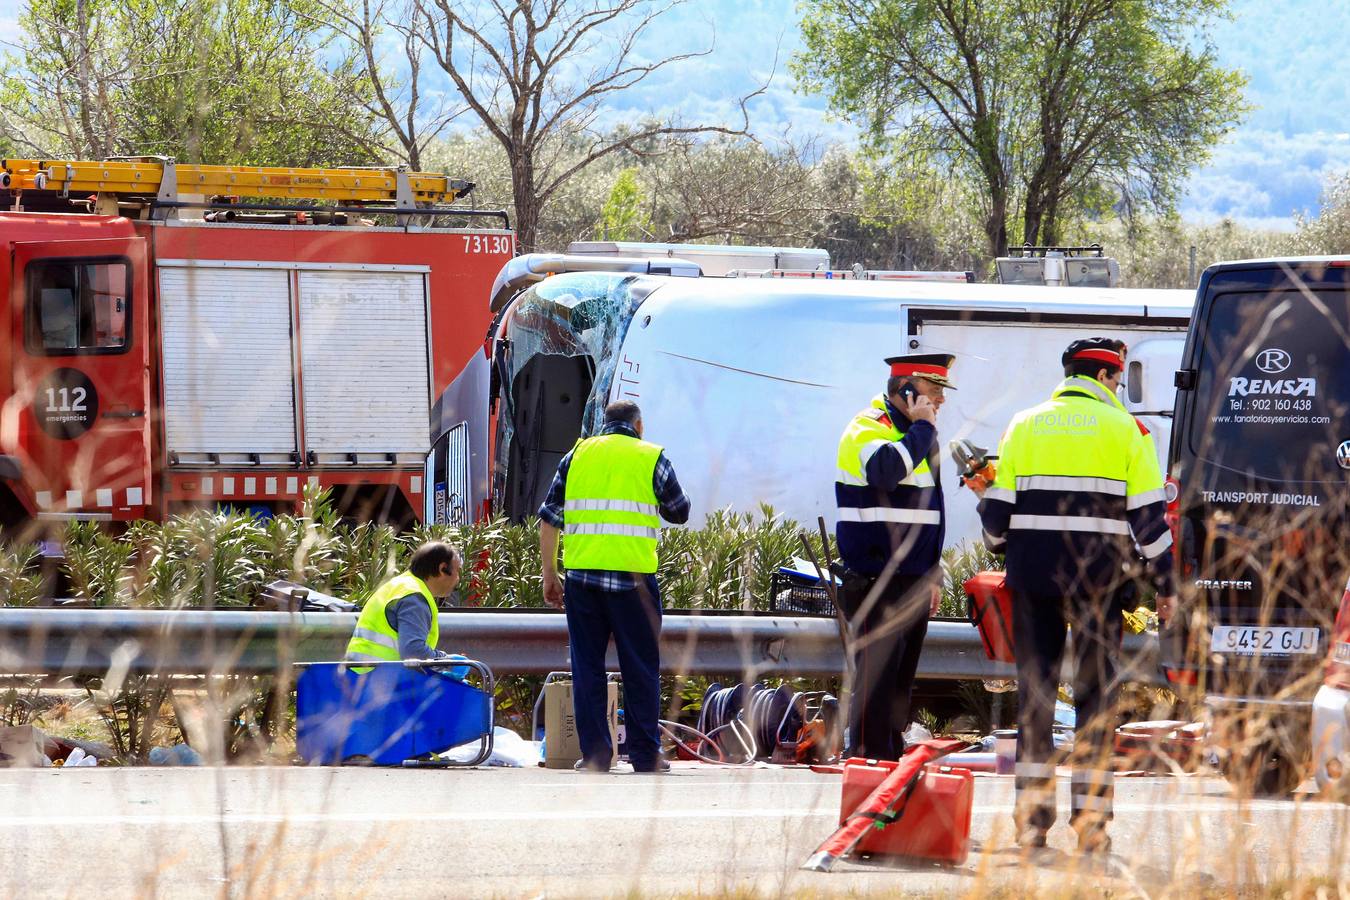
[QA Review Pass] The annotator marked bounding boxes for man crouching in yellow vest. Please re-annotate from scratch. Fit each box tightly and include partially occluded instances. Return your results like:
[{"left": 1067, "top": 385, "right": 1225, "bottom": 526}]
[
  {"left": 538, "top": 400, "right": 692, "bottom": 774},
  {"left": 345, "top": 541, "right": 465, "bottom": 672}
]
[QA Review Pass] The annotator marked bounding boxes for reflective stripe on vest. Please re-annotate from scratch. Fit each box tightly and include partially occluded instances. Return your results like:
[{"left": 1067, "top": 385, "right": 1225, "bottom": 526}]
[
  {"left": 1016, "top": 474, "right": 1126, "bottom": 496},
  {"left": 835, "top": 396, "right": 933, "bottom": 486},
  {"left": 565, "top": 498, "right": 659, "bottom": 516},
  {"left": 563, "top": 433, "right": 663, "bottom": 574},
  {"left": 345, "top": 571, "right": 438, "bottom": 671},
  {"left": 836, "top": 507, "right": 941, "bottom": 525},
  {"left": 990, "top": 375, "right": 1169, "bottom": 549},
  {"left": 1009, "top": 514, "right": 1132, "bottom": 534}
]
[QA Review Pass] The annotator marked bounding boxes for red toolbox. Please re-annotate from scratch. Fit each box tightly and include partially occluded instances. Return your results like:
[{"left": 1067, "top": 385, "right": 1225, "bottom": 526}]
[
  {"left": 838, "top": 759, "right": 975, "bottom": 865},
  {"left": 1115, "top": 720, "right": 1206, "bottom": 771},
  {"left": 964, "top": 571, "right": 1015, "bottom": 662}
]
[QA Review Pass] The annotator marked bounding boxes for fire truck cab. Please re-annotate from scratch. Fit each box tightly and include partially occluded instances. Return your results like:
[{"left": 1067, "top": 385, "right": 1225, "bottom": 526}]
[{"left": 0, "top": 158, "right": 512, "bottom": 534}]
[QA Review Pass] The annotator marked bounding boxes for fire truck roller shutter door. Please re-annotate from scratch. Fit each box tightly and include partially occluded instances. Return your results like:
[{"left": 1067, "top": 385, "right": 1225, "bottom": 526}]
[
  {"left": 298, "top": 270, "right": 431, "bottom": 463},
  {"left": 159, "top": 266, "right": 297, "bottom": 462}
]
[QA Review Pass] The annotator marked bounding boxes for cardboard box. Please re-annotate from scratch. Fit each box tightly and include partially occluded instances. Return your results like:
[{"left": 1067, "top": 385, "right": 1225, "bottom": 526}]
[
  {"left": 543, "top": 679, "right": 618, "bottom": 769},
  {"left": 0, "top": 725, "right": 47, "bottom": 768}
]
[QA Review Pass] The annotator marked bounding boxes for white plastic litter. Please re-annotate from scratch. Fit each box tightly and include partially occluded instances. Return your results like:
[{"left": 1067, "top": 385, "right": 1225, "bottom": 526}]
[
  {"left": 64, "top": 747, "right": 96, "bottom": 767},
  {"left": 902, "top": 722, "right": 934, "bottom": 746},
  {"left": 441, "top": 726, "right": 540, "bottom": 767}
]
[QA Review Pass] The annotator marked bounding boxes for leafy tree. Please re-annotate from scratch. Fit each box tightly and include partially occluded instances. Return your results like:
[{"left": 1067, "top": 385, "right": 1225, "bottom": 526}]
[
  {"left": 598, "top": 167, "right": 650, "bottom": 241},
  {"left": 429, "top": 129, "right": 844, "bottom": 252},
  {"left": 2, "top": 0, "right": 385, "bottom": 166},
  {"left": 796, "top": 0, "right": 1247, "bottom": 262},
  {"left": 1294, "top": 172, "right": 1350, "bottom": 255},
  {"left": 644, "top": 137, "right": 839, "bottom": 245},
  {"left": 1084, "top": 214, "right": 1293, "bottom": 289},
  {"left": 820, "top": 149, "right": 985, "bottom": 272}
]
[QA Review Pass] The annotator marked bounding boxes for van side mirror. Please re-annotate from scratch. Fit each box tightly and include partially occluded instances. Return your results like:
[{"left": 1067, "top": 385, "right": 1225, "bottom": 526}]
[{"left": 1174, "top": 369, "right": 1197, "bottom": 390}]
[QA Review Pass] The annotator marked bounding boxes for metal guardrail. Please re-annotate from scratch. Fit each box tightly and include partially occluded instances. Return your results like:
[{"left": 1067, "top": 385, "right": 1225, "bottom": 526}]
[{"left": 0, "top": 608, "right": 1160, "bottom": 682}]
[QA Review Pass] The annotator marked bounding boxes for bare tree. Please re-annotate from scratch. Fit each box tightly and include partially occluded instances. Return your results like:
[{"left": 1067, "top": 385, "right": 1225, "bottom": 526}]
[
  {"left": 308, "top": 0, "right": 464, "bottom": 169},
  {"left": 413, "top": 0, "right": 760, "bottom": 249},
  {"left": 653, "top": 137, "right": 841, "bottom": 246}
]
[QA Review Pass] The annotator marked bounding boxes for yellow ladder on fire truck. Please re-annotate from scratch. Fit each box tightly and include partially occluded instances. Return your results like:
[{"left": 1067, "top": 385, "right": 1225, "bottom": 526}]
[{"left": 0, "top": 156, "right": 473, "bottom": 220}]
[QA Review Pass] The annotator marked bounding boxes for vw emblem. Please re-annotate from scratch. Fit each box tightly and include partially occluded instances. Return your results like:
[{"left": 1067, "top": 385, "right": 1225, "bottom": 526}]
[
  {"left": 1256, "top": 348, "right": 1291, "bottom": 374},
  {"left": 1338, "top": 440, "right": 1350, "bottom": 471}
]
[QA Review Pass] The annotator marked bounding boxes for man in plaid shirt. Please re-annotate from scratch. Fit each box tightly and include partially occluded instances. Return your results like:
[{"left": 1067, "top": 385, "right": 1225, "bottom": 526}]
[{"left": 539, "top": 400, "right": 691, "bottom": 773}]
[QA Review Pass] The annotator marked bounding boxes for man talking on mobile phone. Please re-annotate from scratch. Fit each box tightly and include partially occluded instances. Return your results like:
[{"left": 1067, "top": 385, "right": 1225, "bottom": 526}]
[{"left": 833, "top": 353, "right": 956, "bottom": 761}]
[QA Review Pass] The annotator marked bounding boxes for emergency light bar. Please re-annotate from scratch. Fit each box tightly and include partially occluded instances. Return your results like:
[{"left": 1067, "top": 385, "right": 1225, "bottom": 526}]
[
  {"left": 996, "top": 245, "right": 1121, "bottom": 288},
  {"left": 728, "top": 268, "right": 975, "bottom": 283}
]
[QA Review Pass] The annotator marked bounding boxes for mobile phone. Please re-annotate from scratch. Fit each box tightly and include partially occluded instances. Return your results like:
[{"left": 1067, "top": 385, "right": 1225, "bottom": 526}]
[{"left": 898, "top": 382, "right": 919, "bottom": 405}]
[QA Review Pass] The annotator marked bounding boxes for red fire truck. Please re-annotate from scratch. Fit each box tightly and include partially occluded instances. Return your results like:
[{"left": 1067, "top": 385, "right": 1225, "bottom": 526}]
[{"left": 0, "top": 157, "right": 512, "bottom": 534}]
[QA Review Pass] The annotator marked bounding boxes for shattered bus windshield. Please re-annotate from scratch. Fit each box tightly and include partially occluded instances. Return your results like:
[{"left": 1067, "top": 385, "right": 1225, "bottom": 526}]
[{"left": 493, "top": 272, "right": 647, "bottom": 519}]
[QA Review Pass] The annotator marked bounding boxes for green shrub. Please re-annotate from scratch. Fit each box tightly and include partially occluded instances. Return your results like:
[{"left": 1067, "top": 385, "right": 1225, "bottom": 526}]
[
  {"left": 0, "top": 543, "right": 44, "bottom": 607},
  {"left": 41, "top": 502, "right": 1000, "bottom": 614},
  {"left": 63, "top": 521, "right": 136, "bottom": 606},
  {"left": 939, "top": 542, "right": 1002, "bottom": 617}
]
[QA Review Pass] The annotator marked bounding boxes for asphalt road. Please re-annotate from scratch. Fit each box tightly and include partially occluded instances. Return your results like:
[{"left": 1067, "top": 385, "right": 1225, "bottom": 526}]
[{"left": 3, "top": 763, "right": 1349, "bottom": 898}]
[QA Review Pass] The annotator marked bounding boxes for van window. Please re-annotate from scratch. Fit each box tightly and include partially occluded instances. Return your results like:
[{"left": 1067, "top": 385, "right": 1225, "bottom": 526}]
[
  {"left": 25, "top": 257, "right": 131, "bottom": 354},
  {"left": 1189, "top": 288, "right": 1350, "bottom": 484}
]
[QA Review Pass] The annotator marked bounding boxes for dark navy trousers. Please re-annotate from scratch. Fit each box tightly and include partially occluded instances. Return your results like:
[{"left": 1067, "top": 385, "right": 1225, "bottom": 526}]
[
  {"left": 839, "top": 570, "right": 930, "bottom": 761},
  {"left": 1013, "top": 589, "right": 1125, "bottom": 834},
  {"left": 564, "top": 575, "right": 664, "bottom": 768}
]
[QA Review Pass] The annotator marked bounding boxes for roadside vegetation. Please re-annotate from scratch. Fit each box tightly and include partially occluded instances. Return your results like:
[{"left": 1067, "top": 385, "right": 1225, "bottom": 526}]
[
  {"left": 0, "top": 488, "right": 1022, "bottom": 759},
  {"left": 2, "top": 0, "right": 1348, "bottom": 283},
  {"left": 0, "top": 486, "right": 1012, "bottom": 617}
]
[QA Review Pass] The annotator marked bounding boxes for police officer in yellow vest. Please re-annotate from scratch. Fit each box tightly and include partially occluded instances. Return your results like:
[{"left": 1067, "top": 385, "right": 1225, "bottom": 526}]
[
  {"left": 345, "top": 542, "right": 463, "bottom": 669},
  {"left": 974, "top": 338, "right": 1177, "bottom": 854},
  {"left": 538, "top": 400, "right": 691, "bottom": 773},
  {"left": 835, "top": 354, "right": 954, "bottom": 761}
]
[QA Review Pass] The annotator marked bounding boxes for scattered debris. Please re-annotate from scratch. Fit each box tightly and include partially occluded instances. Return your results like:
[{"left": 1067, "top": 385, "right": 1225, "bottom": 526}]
[
  {"left": 148, "top": 744, "right": 203, "bottom": 766},
  {"left": 1115, "top": 720, "right": 1206, "bottom": 772},
  {"left": 0, "top": 725, "right": 48, "bottom": 768},
  {"left": 55, "top": 747, "right": 97, "bottom": 767},
  {"left": 442, "top": 727, "right": 538, "bottom": 767}
]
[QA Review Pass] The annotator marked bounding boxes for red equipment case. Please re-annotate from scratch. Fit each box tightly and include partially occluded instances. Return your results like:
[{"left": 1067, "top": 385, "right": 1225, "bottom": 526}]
[
  {"left": 964, "top": 571, "right": 1015, "bottom": 662},
  {"left": 838, "top": 759, "right": 975, "bottom": 865},
  {"left": 1114, "top": 720, "right": 1205, "bottom": 771}
]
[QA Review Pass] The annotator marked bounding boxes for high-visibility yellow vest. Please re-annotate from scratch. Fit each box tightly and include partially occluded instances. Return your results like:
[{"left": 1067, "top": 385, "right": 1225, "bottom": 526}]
[
  {"left": 563, "top": 433, "right": 663, "bottom": 573},
  {"left": 982, "top": 375, "right": 1171, "bottom": 595},
  {"left": 344, "top": 572, "right": 438, "bottom": 671},
  {"left": 835, "top": 395, "right": 936, "bottom": 491},
  {"left": 833, "top": 395, "right": 943, "bottom": 576},
  {"left": 987, "top": 376, "right": 1163, "bottom": 510}
]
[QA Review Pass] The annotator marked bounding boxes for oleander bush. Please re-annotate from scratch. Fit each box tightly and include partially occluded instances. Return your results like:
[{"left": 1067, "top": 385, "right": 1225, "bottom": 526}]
[
  {"left": 0, "top": 542, "right": 45, "bottom": 607},
  {"left": 1, "top": 490, "right": 861, "bottom": 611}
]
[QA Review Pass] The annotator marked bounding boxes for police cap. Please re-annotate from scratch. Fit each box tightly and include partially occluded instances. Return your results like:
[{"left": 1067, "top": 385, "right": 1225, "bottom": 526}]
[
  {"left": 886, "top": 353, "right": 957, "bottom": 390},
  {"left": 1062, "top": 337, "right": 1126, "bottom": 370}
]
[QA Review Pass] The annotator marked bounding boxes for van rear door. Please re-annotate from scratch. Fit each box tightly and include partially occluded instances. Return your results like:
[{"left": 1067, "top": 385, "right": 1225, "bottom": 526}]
[{"left": 1170, "top": 261, "right": 1350, "bottom": 695}]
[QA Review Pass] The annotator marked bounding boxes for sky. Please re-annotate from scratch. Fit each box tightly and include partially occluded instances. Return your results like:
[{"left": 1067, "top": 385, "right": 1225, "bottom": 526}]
[{"left": 1, "top": 0, "right": 1346, "bottom": 231}]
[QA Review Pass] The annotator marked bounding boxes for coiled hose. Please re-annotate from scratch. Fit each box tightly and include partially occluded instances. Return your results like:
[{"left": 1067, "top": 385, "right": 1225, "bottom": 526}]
[{"left": 657, "top": 682, "right": 812, "bottom": 766}]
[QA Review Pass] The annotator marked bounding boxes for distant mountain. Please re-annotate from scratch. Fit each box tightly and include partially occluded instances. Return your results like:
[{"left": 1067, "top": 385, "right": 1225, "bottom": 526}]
[{"left": 615, "top": 0, "right": 1350, "bottom": 231}]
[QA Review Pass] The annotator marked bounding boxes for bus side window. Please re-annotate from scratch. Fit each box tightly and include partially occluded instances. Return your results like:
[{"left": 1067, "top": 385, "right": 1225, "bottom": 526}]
[{"left": 1127, "top": 360, "right": 1143, "bottom": 404}]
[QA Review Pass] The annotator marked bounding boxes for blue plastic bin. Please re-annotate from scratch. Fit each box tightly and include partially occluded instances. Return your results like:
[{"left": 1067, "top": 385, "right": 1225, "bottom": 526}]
[{"left": 295, "top": 661, "right": 492, "bottom": 765}]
